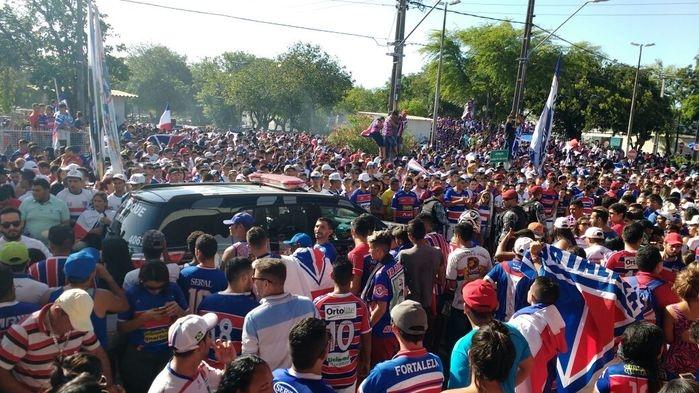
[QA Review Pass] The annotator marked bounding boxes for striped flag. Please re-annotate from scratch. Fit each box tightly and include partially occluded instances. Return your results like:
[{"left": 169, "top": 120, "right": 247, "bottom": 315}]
[
  {"left": 407, "top": 158, "right": 428, "bottom": 174},
  {"left": 158, "top": 104, "right": 173, "bottom": 131},
  {"left": 530, "top": 58, "right": 561, "bottom": 171}
]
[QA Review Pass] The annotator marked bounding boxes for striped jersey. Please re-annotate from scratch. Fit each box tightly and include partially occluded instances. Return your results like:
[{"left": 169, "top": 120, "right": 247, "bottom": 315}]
[
  {"left": 444, "top": 188, "right": 470, "bottom": 223},
  {"left": 485, "top": 258, "right": 540, "bottom": 321},
  {"left": 28, "top": 256, "right": 68, "bottom": 287},
  {"left": 602, "top": 250, "right": 638, "bottom": 277},
  {"left": 56, "top": 188, "right": 94, "bottom": 222},
  {"left": 314, "top": 292, "right": 371, "bottom": 390},
  {"left": 391, "top": 190, "right": 420, "bottom": 223},
  {"left": 358, "top": 348, "right": 443, "bottom": 393},
  {"left": 196, "top": 292, "right": 258, "bottom": 356},
  {"left": 594, "top": 363, "right": 677, "bottom": 393},
  {"left": 540, "top": 188, "right": 559, "bottom": 217},
  {"left": 0, "top": 304, "right": 100, "bottom": 390},
  {"left": 350, "top": 189, "right": 372, "bottom": 212}
]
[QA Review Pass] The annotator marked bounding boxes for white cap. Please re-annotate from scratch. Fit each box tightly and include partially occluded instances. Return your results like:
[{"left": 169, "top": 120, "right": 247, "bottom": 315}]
[
  {"left": 235, "top": 174, "right": 246, "bottom": 182},
  {"left": 583, "top": 226, "right": 605, "bottom": 240},
  {"left": 687, "top": 215, "right": 699, "bottom": 226},
  {"left": 168, "top": 313, "right": 217, "bottom": 353},
  {"left": 127, "top": 173, "right": 146, "bottom": 185},
  {"left": 61, "top": 163, "right": 80, "bottom": 172},
  {"left": 204, "top": 152, "right": 214, "bottom": 158},
  {"left": 554, "top": 216, "right": 573, "bottom": 229},
  {"left": 358, "top": 173, "right": 371, "bottom": 182},
  {"left": 310, "top": 171, "right": 322, "bottom": 179},
  {"left": 54, "top": 289, "right": 94, "bottom": 332},
  {"left": 112, "top": 174, "right": 127, "bottom": 182},
  {"left": 65, "top": 169, "right": 83, "bottom": 180},
  {"left": 328, "top": 173, "right": 342, "bottom": 181},
  {"left": 321, "top": 164, "right": 334, "bottom": 172},
  {"left": 22, "top": 161, "right": 38, "bottom": 171},
  {"left": 514, "top": 237, "right": 533, "bottom": 256}
]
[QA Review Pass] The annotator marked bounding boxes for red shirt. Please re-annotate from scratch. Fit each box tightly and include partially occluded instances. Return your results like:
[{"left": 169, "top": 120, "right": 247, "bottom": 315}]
[
  {"left": 634, "top": 271, "right": 680, "bottom": 309},
  {"left": 348, "top": 243, "right": 370, "bottom": 278}
]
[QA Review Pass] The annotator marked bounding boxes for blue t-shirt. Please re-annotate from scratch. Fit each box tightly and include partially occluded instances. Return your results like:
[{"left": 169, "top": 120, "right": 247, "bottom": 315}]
[
  {"left": 595, "top": 362, "right": 684, "bottom": 393},
  {"left": 118, "top": 283, "right": 188, "bottom": 352},
  {"left": 196, "top": 292, "right": 258, "bottom": 358},
  {"left": 359, "top": 348, "right": 443, "bottom": 393},
  {"left": 272, "top": 368, "right": 335, "bottom": 393},
  {"left": 0, "top": 301, "right": 39, "bottom": 336},
  {"left": 314, "top": 242, "right": 337, "bottom": 263},
  {"left": 350, "top": 189, "right": 372, "bottom": 211},
  {"left": 48, "top": 287, "right": 108, "bottom": 348},
  {"left": 444, "top": 188, "right": 470, "bottom": 223},
  {"left": 391, "top": 189, "right": 420, "bottom": 223},
  {"left": 449, "top": 323, "right": 532, "bottom": 391},
  {"left": 177, "top": 266, "right": 228, "bottom": 312}
]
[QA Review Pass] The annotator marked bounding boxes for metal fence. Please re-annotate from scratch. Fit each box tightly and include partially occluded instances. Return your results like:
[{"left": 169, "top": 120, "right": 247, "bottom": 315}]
[{"left": 0, "top": 129, "right": 91, "bottom": 155}]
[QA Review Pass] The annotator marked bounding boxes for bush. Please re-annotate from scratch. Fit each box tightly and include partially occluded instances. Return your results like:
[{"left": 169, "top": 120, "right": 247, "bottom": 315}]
[{"left": 327, "top": 114, "right": 418, "bottom": 155}]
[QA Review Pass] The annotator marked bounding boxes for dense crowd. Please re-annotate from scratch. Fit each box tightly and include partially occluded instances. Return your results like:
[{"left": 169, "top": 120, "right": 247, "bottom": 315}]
[{"left": 0, "top": 107, "right": 698, "bottom": 393}]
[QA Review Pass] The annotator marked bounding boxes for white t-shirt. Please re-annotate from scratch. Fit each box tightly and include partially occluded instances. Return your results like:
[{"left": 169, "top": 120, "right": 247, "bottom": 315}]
[
  {"left": 0, "top": 236, "right": 52, "bottom": 260},
  {"left": 687, "top": 236, "right": 699, "bottom": 252},
  {"left": 148, "top": 361, "right": 223, "bottom": 393},
  {"left": 56, "top": 188, "right": 95, "bottom": 220},
  {"left": 107, "top": 193, "right": 129, "bottom": 211},
  {"left": 584, "top": 244, "right": 612, "bottom": 265},
  {"left": 122, "top": 263, "right": 181, "bottom": 291},
  {"left": 13, "top": 276, "right": 49, "bottom": 304},
  {"left": 446, "top": 245, "right": 492, "bottom": 310}
]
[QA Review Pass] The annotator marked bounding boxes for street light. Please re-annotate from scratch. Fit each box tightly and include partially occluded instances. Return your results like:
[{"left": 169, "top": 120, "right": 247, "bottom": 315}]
[
  {"left": 430, "top": 0, "right": 460, "bottom": 148},
  {"left": 625, "top": 42, "right": 655, "bottom": 153}
]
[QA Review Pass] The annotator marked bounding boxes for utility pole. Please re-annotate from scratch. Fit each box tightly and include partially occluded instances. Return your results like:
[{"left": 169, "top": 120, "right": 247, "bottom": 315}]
[
  {"left": 388, "top": 0, "right": 407, "bottom": 112},
  {"left": 430, "top": 0, "right": 460, "bottom": 148},
  {"left": 75, "top": 0, "right": 87, "bottom": 114},
  {"left": 626, "top": 42, "right": 654, "bottom": 154},
  {"left": 510, "top": 0, "right": 536, "bottom": 117}
]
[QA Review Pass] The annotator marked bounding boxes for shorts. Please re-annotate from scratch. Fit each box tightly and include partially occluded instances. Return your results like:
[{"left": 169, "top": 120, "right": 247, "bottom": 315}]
[
  {"left": 371, "top": 132, "right": 384, "bottom": 147},
  {"left": 384, "top": 135, "right": 396, "bottom": 147},
  {"left": 371, "top": 334, "right": 399, "bottom": 366}
]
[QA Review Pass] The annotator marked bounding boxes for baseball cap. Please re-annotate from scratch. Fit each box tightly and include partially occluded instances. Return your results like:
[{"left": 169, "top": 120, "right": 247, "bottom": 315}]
[
  {"left": 687, "top": 215, "right": 699, "bottom": 226},
  {"left": 127, "top": 173, "right": 146, "bottom": 185},
  {"left": 664, "top": 232, "right": 683, "bottom": 246},
  {"left": 22, "top": 161, "right": 38, "bottom": 171},
  {"left": 328, "top": 173, "right": 342, "bottom": 182},
  {"left": 514, "top": 237, "right": 533, "bottom": 256},
  {"left": 528, "top": 185, "right": 543, "bottom": 195},
  {"left": 390, "top": 300, "right": 428, "bottom": 335},
  {"left": 54, "top": 289, "right": 94, "bottom": 332},
  {"left": 283, "top": 233, "right": 313, "bottom": 247},
  {"left": 64, "top": 251, "right": 97, "bottom": 282},
  {"left": 142, "top": 229, "right": 166, "bottom": 251},
  {"left": 310, "top": 171, "right": 322, "bottom": 179},
  {"left": 358, "top": 173, "right": 371, "bottom": 182},
  {"left": 502, "top": 189, "right": 518, "bottom": 201},
  {"left": 462, "top": 279, "right": 498, "bottom": 312},
  {"left": 112, "top": 173, "right": 127, "bottom": 182},
  {"left": 0, "top": 242, "right": 29, "bottom": 266},
  {"left": 321, "top": 164, "right": 334, "bottom": 172},
  {"left": 554, "top": 216, "right": 572, "bottom": 229},
  {"left": 66, "top": 169, "right": 83, "bottom": 180},
  {"left": 223, "top": 212, "right": 254, "bottom": 227},
  {"left": 168, "top": 313, "right": 218, "bottom": 353},
  {"left": 583, "top": 226, "right": 605, "bottom": 240}
]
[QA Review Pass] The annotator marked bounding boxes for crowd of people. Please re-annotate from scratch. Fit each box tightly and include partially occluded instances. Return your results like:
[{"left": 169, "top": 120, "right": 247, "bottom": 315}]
[{"left": 0, "top": 109, "right": 697, "bottom": 393}]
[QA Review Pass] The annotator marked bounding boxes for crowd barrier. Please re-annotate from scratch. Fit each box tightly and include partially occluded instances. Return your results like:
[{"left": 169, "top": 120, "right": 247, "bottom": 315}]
[{"left": 0, "top": 129, "right": 91, "bottom": 156}]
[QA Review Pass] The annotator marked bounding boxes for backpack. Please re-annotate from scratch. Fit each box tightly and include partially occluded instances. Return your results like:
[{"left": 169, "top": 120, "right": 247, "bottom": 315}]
[
  {"left": 521, "top": 200, "right": 539, "bottom": 224},
  {"left": 493, "top": 206, "right": 528, "bottom": 243},
  {"left": 625, "top": 276, "right": 665, "bottom": 326},
  {"left": 422, "top": 198, "right": 447, "bottom": 232}
]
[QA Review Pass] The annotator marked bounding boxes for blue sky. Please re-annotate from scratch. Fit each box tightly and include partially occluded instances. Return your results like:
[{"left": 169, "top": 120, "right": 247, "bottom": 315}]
[{"left": 97, "top": 0, "right": 699, "bottom": 88}]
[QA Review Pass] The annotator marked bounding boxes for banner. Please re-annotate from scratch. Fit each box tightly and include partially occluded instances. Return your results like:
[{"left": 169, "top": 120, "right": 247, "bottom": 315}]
[
  {"left": 87, "top": 0, "right": 124, "bottom": 177},
  {"left": 530, "top": 58, "right": 561, "bottom": 171}
]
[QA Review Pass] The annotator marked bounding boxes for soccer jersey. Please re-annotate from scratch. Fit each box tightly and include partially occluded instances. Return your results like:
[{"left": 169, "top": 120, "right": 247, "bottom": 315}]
[
  {"left": 118, "top": 283, "right": 188, "bottom": 353},
  {"left": 485, "top": 258, "right": 540, "bottom": 321},
  {"left": 594, "top": 362, "right": 676, "bottom": 393},
  {"left": 577, "top": 195, "right": 595, "bottom": 216},
  {"left": 444, "top": 188, "right": 470, "bottom": 223},
  {"left": 391, "top": 189, "right": 420, "bottom": 223},
  {"left": 350, "top": 189, "right": 372, "bottom": 212},
  {"left": 56, "top": 188, "right": 95, "bottom": 222},
  {"left": 28, "top": 256, "right": 68, "bottom": 287},
  {"left": 315, "top": 242, "right": 338, "bottom": 263},
  {"left": 272, "top": 369, "right": 335, "bottom": 393},
  {"left": 364, "top": 256, "right": 406, "bottom": 337},
  {"left": 177, "top": 266, "right": 228, "bottom": 312},
  {"left": 359, "top": 348, "right": 443, "bottom": 393},
  {"left": 286, "top": 247, "right": 334, "bottom": 300},
  {"left": 602, "top": 250, "right": 638, "bottom": 277},
  {"left": 0, "top": 301, "right": 39, "bottom": 337},
  {"left": 348, "top": 243, "right": 376, "bottom": 291},
  {"left": 446, "top": 246, "right": 493, "bottom": 310},
  {"left": 196, "top": 292, "right": 258, "bottom": 356},
  {"left": 148, "top": 361, "right": 223, "bottom": 393},
  {"left": 107, "top": 192, "right": 128, "bottom": 211},
  {"left": 314, "top": 292, "right": 371, "bottom": 390},
  {"left": 540, "top": 188, "right": 559, "bottom": 218}
]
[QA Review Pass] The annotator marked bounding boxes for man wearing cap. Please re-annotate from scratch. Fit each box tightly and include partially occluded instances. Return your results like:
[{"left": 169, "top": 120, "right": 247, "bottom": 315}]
[
  {"left": 0, "top": 241, "right": 49, "bottom": 304},
  {"left": 494, "top": 189, "right": 528, "bottom": 245},
  {"left": 56, "top": 169, "right": 95, "bottom": 225},
  {"left": 583, "top": 226, "right": 612, "bottom": 265},
  {"left": 128, "top": 173, "right": 147, "bottom": 191},
  {"left": 522, "top": 186, "right": 546, "bottom": 225},
  {"left": 107, "top": 173, "right": 129, "bottom": 211},
  {"left": 309, "top": 171, "right": 324, "bottom": 193},
  {"left": 0, "top": 288, "right": 115, "bottom": 392},
  {"left": 448, "top": 279, "right": 533, "bottom": 391},
  {"left": 19, "top": 178, "right": 70, "bottom": 245},
  {"left": 662, "top": 232, "right": 686, "bottom": 275},
  {"left": 222, "top": 212, "right": 254, "bottom": 262},
  {"left": 282, "top": 232, "right": 334, "bottom": 300},
  {"left": 148, "top": 313, "right": 236, "bottom": 393},
  {"left": 358, "top": 300, "right": 444, "bottom": 393},
  {"left": 350, "top": 173, "right": 372, "bottom": 212},
  {"left": 325, "top": 173, "right": 343, "bottom": 196}
]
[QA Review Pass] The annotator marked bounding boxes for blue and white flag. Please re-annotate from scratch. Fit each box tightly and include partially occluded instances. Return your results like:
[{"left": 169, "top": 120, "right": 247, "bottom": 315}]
[
  {"left": 530, "top": 58, "right": 561, "bottom": 170},
  {"left": 511, "top": 125, "right": 523, "bottom": 159},
  {"left": 530, "top": 245, "right": 641, "bottom": 392}
]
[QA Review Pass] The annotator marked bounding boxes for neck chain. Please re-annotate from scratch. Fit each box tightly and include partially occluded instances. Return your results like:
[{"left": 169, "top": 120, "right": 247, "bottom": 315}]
[{"left": 46, "top": 314, "right": 71, "bottom": 357}]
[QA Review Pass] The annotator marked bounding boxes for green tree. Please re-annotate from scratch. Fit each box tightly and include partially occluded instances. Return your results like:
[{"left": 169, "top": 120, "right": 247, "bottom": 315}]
[
  {"left": 334, "top": 86, "right": 386, "bottom": 114},
  {"left": 225, "top": 57, "right": 279, "bottom": 129}
]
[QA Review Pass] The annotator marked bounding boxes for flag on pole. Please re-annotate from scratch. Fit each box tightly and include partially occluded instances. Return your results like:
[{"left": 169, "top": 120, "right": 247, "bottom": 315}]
[
  {"left": 158, "top": 104, "right": 173, "bottom": 131},
  {"left": 407, "top": 158, "right": 428, "bottom": 174},
  {"left": 530, "top": 58, "right": 561, "bottom": 170},
  {"left": 532, "top": 245, "right": 640, "bottom": 392},
  {"left": 87, "top": 0, "right": 124, "bottom": 176}
]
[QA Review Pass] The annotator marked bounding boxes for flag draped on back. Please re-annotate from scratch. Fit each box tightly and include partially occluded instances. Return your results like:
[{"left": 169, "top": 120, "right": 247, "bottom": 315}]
[
  {"left": 535, "top": 245, "right": 640, "bottom": 392},
  {"left": 530, "top": 58, "right": 561, "bottom": 170},
  {"left": 158, "top": 104, "right": 173, "bottom": 131},
  {"left": 87, "top": 0, "right": 124, "bottom": 176}
]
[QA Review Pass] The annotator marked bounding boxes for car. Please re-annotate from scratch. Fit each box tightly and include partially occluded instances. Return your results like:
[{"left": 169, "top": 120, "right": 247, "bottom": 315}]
[{"left": 110, "top": 174, "right": 386, "bottom": 265}]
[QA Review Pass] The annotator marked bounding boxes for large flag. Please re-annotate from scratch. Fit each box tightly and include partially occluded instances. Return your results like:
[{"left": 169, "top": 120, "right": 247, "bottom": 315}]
[
  {"left": 530, "top": 58, "right": 561, "bottom": 170},
  {"left": 158, "top": 104, "right": 173, "bottom": 131},
  {"left": 146, "top": 134, "right": 187, "bottom": 149},
  {"left": 87, "top": 0, "right": 124, "bottom": 176},
  {"left": 532, "top": 245, "right": 640, "bottom": 392},
  {"left": 407, "top": 158, "right": 428, "bottom": 174}
]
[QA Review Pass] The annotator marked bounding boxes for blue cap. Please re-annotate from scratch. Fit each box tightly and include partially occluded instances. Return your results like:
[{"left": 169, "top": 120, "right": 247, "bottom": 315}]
[
  {"left": 223, "top": 212, "right": 254, "bottom": 228},
  {"left": 64, "top": 251, "right": 97, "bottom": 281},
  {"left": 80, "top": 247, "right": 100, "bottom": 263},
  {"left": 283, "top": 233, "right": 313, "bottom": 247}
]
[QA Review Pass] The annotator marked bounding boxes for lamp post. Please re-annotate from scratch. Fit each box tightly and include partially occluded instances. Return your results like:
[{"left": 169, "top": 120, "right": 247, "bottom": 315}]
[
  {"left": 430, "top": 0, "right": 460, "bottom": 148},
  {"left": 625, "top": 42, "right": 655, "bottom": 153}
]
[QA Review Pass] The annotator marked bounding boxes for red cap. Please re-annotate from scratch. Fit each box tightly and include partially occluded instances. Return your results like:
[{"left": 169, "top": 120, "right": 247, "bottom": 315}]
[
  {"left": 462, "top": 279, "right": 498, "bottom": 312},
  {"left": 664, "top": 232, "right": 683, "bottom": 246},
  {"left": 528, "top": 185, "right": 542, "bottom": 195},
  {"left": 675, "top": 179, "right": 684, "bottom": 186},
  {"left": 610, "top": 181, "right": 621, "bottom": 190},
  {"left": 502, "top": 189, "right": 518, "bottom": 201}
]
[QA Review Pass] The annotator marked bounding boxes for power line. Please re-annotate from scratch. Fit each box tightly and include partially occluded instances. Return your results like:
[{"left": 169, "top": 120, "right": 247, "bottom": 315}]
[
  {"left": 118, "top": 0, "right": 389, "bottom": 45},
  {"left": 324, "top": 0, "right": 393, "bottom": 6},
  {"left": 458, "top": 1, "right": 699, "bottom": 6},
  {"left": 461, "top": 11, "right": 699, "bottom": 16}
]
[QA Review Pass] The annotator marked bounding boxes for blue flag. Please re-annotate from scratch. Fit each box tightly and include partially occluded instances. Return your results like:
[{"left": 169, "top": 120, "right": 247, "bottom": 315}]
[{"left": 530, "top": 58, "right": 561, "bottom": 171}]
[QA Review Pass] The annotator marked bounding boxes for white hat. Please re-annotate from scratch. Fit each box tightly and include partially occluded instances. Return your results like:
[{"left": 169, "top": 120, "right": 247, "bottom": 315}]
[
  {"left": 22, "top": 161, "right": 38, "bottom": 171},
  {"left": 583, "top": 226, "right": 605, "bottom": 240},
  {"left": 65, "top": 169, "right": 83, "bottom": 180},
  {"left": 358, "top": 173, "right": 371, "bottom": 182},
  {"left": 321, "top": 164, "right": 334, "bottom": 172},
  {"left": 60, "top": 163, "right": 79, "bottom": 172},
  {"left": 127, "top": 173, "right": 146, "bottom": 185},
  {"left": 168, "top": 313, "right": 217, "bottom": 353},
  {"left": 554, "top": 216, "right": 573, "bottom": 229},
  {"left": 514, "top": 237, "right": 533, "bottom": 256},
  {"left": 235, "top": 174, "right": 246, "bottom": 182},
  {"left": 54, "top": 288, "right": 94, "bottom": 332},
  {"left": 310, "top": 171, "right": 322, "bottom": 179},
  {"left": 112, "top": 174, "right": 127, "bottom": 182},
  {"left": 328, "top": 173, "right": 342, "bottom": 182},
  {"left": 687, "top": 215, "right": 699, "bottom": 226},
  {"left": 204, "top": 152, "right": 214, "bottom": 158}
]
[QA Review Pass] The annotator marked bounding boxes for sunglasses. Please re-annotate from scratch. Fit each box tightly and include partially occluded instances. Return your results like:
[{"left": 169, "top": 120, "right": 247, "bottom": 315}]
[{"left": 1, "top": 221, "right": 20, "bottom": 229}]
